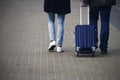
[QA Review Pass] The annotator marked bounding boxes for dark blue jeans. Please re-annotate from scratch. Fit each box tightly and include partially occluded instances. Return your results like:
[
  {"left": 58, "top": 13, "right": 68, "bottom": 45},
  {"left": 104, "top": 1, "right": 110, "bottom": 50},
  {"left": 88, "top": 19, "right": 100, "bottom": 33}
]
[{"left": 89, "top": 6, "right": 112, "bottom": 51}]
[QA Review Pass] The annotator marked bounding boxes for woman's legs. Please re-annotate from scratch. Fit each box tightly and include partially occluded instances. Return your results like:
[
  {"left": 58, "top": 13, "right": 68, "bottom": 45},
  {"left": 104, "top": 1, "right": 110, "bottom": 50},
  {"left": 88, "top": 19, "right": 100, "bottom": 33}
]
[
  {"left": 47, "top": 13, "right": 65, "bottom": 51},
  {"left": 48, "top": 13, "right": 56, "bottom": 50},
  {"left": 57, "top": 14, "right": 65, "bottom": 47},
  {"left": 56, "top": 14, "right": 65, "bottom": 52},
  {"left": 48, "top": 13, "right": 56, "bottom": 41}
]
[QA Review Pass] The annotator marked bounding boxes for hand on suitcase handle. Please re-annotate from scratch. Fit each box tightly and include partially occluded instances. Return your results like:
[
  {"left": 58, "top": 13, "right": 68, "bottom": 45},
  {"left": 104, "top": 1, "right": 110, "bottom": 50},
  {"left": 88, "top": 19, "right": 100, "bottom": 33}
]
[
  {"left": 80, "top": 3, "right": 89, "bottom": 25},
  {"left": 81, "top": 2, "right": 89, "bottom": 7}
]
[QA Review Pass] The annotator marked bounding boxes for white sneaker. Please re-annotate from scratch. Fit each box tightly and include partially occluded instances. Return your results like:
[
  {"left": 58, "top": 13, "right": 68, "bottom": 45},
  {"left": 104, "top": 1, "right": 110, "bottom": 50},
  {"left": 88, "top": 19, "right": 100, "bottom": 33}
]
[
  {"left": 57, "top": 46, "right": 63, "bottom": 53},
  {"left": 48, "top": 41, "right": 56, "bottom": 51}
]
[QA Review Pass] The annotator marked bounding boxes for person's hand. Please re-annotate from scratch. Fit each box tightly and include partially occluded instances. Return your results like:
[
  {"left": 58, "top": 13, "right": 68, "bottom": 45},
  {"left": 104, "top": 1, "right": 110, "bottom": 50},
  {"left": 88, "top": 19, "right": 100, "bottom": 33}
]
[{"left": 81, "top": 2, "right": 88, "bottom": 7}]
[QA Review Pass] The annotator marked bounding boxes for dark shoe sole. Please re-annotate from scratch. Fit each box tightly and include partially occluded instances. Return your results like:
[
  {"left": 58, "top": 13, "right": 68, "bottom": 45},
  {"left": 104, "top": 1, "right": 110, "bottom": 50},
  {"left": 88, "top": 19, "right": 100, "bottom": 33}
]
[
  {"left": 101, "top": 50, "right": 108, "bottom": 54},
  {"left": 48, "top": 45, "right": 56, "bottom": 51},
  {"left": 101, "top": 52, "right": 108, "bottom": 54}
]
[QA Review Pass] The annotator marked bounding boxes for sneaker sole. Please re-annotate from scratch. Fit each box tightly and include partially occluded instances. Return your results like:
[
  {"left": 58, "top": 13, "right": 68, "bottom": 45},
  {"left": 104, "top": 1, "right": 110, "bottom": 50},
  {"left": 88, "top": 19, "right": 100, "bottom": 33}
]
[
  {"left": 57, "top": 50, "right": 64, "bottom": 53},
  {"left": 48, "top": 45, "right": 56, "bottom": 51}
]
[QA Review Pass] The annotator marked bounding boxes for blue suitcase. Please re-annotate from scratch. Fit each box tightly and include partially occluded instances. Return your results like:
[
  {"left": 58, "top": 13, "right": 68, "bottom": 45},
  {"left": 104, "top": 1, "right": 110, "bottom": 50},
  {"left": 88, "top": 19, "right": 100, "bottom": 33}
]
[{"left": 75, "top": 6, "right": 96, "bottom": 57}]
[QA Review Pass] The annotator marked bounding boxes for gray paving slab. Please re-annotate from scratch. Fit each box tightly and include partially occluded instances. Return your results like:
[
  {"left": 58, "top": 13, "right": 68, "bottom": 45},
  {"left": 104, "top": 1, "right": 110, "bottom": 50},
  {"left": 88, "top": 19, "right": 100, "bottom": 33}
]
[{"left": 0, "top": 0, "right": 120, "bottom": 80}]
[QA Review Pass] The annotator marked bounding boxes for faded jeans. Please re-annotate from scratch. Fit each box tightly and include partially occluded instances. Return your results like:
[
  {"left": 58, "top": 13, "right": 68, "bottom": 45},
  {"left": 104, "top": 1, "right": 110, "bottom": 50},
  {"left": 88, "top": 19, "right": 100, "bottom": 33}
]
[{"left": 48, "top": 13, "right": 65, "bottom": 47}]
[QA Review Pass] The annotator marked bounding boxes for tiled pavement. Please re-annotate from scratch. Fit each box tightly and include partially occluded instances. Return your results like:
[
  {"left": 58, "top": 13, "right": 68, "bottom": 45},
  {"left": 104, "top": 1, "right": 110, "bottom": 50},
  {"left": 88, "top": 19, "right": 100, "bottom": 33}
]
[
  {"left": 110, "top": 0, "right": 120, "bottom": 30},
  {"left": 0, "top": 0, "right": 120, "bottom": 80}
]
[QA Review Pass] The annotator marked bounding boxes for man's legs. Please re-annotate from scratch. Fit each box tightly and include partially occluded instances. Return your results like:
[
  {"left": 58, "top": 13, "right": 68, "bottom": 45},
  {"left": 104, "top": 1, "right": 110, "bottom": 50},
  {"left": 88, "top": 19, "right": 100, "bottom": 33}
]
[
  {"left": 90, "top": 7, "right": 99, "bottom": 48},
  {"left": 99, "top": 6, "right": 112, "bottom": 52}
]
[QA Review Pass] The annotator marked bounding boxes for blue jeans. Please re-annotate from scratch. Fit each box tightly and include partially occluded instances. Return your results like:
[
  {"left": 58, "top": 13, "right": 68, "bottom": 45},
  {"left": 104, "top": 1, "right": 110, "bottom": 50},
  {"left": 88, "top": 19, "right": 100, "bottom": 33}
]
[
  {"left": 90, "top": 6, "right": 112, "bottom": 50},
  {"left": 48, "top": 13, "right": 65, "bottom": 47}
]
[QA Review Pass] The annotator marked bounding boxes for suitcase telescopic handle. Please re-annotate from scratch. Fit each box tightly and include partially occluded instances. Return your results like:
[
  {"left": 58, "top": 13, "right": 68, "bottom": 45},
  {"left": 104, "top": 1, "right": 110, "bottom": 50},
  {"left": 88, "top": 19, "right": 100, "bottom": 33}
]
[{"left": 80, "top": 5, "right": 90, "bottom": 25}]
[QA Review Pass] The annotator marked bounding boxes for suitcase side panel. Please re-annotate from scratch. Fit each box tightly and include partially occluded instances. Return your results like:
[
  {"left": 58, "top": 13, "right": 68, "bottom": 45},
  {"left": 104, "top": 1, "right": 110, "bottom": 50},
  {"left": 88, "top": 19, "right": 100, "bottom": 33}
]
[{"left": 75, "top": 25, "right": 95, "bottom": 49}]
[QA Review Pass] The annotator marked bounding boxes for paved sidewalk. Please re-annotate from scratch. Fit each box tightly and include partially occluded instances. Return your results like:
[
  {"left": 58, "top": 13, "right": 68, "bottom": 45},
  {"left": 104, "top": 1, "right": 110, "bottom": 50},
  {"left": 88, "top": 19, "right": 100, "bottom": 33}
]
[
  {"left": 0, "top": 0, "right": 120, "bottom": 80},
  {"left": 110, "top": 0, "right": 120, "bottom": 30}
]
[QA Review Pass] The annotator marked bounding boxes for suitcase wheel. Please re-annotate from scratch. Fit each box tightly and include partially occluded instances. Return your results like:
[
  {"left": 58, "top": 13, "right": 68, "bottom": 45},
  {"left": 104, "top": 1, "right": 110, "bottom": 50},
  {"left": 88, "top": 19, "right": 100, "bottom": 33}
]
[
  {"left": 92, "top": 50, "right": 95, "bottom": 57},
  {"left": 77, "top": 52, "right": 80, "bottom": 57}
]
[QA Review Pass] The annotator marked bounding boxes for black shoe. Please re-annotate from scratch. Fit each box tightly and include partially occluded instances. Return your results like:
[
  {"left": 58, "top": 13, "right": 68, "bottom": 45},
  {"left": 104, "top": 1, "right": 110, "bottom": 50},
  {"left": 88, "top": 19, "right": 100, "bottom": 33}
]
[{"left": 101, "top": 50, "right": 108, "bottom": 54}]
